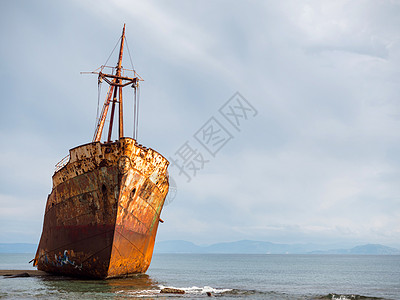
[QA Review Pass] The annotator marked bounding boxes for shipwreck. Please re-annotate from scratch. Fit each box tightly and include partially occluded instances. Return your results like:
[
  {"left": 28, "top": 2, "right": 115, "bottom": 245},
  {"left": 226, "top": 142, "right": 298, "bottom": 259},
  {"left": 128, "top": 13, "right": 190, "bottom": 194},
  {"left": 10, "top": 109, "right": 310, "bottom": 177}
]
[{"left": 33, "top": 25, "right": 169, "bottom": 279}]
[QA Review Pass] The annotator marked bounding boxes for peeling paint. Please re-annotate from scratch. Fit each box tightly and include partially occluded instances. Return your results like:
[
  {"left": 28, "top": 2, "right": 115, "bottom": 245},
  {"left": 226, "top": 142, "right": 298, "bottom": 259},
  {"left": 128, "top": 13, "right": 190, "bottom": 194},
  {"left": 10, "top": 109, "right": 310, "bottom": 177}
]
[{"left": 34, "top": 137, "right": 169, "bottom": 279}]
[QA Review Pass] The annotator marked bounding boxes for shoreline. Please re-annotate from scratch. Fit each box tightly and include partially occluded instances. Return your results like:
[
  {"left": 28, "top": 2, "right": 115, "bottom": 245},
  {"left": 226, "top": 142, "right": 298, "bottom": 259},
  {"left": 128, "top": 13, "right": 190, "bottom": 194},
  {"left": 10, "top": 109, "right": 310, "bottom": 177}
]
[{"left": 0, "top": 270, "right": 49, "bottom": 277}]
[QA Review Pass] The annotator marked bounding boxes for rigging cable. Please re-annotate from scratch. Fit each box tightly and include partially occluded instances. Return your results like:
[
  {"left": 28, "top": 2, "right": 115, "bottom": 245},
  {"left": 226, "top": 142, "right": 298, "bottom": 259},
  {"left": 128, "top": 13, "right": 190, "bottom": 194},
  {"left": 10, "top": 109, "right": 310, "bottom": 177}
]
[
  {"left": 125, "top": 37, "right": 135, "bottom": 71},
  {"left": 95, "top": 78, "right": 102, "bottom": 132},
  {"left": 92, "top": 68, "right": 116, "bottom": 142},
  {"left": 92, "top": 40, "right": 120, "bottom": 142},
  {"left": 126, "top": 37, "right": 140, "bottom": 140},
  {"left": 133, "top": 87, "right": 137, "bottom": 140},
  {"left": 136, "top": 85, "right": 140, "bottom": 140},
  {"left": 104, "top": 36, "right": 122, "bottom": 68}
]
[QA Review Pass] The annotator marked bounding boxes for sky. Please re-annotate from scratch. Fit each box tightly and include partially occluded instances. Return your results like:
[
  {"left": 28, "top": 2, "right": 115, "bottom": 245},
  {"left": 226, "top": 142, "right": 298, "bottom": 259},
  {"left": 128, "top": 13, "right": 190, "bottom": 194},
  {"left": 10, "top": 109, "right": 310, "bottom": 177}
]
[{"left": 0, "top": 0, "right": 399, "bottom": 248}]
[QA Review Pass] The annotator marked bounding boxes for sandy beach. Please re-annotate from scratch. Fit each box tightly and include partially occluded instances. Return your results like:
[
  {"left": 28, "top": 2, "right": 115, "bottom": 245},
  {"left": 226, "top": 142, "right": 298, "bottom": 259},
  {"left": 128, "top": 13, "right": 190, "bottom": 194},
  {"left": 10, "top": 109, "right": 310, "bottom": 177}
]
[{"left": 0, "top": 270, "right": 49, "bottom": 277}]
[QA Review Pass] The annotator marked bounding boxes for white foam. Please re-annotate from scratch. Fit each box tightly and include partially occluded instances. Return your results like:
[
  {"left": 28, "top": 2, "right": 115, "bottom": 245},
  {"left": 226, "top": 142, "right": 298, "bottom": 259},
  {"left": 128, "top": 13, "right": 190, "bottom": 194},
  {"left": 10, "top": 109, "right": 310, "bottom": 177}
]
[
  {"left": 159, "top": 285, "right": 232, "bottom": 294},
  {"left": 331, "top": 295, "right": 358, "bottom": 300},
  {"left": 114, "top": 285, "right": 232, "bottom": 297},
  {"left": 123, "top": 289, "right": 162, "bottom": 298}
]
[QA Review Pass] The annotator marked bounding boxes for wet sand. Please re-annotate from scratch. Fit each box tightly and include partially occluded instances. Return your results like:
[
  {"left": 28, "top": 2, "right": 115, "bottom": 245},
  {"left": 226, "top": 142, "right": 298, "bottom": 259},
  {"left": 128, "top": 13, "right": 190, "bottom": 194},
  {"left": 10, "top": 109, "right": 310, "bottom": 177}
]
[{"left": 0, "top": 270, "right": 50, "bottom": 277}]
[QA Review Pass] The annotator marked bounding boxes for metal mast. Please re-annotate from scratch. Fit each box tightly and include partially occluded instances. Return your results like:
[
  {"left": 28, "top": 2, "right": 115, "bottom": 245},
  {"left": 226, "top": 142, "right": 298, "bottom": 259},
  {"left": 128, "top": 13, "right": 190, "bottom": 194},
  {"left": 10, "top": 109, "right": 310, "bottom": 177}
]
[{"left": 92, "top": 24, "right": 141, "bottom": 143}]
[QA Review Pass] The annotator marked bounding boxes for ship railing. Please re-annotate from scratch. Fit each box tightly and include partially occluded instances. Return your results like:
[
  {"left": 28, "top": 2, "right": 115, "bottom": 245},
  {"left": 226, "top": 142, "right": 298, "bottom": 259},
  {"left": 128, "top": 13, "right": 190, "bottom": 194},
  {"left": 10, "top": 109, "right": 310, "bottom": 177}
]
[{"left": 55, "top": 154, "right": 70, "bottom": 172}]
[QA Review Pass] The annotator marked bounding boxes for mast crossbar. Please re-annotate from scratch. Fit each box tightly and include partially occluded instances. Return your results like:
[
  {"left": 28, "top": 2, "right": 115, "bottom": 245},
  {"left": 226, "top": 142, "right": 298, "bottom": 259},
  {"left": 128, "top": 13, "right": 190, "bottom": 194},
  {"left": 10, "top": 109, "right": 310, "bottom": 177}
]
[{"left": 87, "top": 24, "right": 142, "bottom": 143}]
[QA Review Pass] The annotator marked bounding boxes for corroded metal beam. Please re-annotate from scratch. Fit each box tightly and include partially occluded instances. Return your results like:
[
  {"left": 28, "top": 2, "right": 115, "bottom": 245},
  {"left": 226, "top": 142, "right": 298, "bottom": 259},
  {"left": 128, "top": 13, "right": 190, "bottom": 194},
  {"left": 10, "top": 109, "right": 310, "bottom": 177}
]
[{"left": 34, "top": 138, "right": 169, "bottom": 279}]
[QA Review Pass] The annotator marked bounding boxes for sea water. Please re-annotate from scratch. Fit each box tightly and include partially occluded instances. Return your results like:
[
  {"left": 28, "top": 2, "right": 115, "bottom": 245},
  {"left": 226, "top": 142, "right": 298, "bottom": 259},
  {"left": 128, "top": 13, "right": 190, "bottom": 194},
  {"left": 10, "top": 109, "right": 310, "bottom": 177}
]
[{"left": 1, "top": 253, "right": 399, "bottom": 299}]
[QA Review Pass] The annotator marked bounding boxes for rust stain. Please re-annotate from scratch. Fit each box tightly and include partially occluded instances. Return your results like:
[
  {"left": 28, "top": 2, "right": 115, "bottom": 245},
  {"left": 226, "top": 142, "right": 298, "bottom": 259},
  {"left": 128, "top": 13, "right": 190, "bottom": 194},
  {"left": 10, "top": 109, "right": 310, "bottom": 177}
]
[
  {"left": 34, "top": 138, "right": 169, "bottom": 279},
  {"left": 34, "top": 25, "right": 169, "bottom": 279}
]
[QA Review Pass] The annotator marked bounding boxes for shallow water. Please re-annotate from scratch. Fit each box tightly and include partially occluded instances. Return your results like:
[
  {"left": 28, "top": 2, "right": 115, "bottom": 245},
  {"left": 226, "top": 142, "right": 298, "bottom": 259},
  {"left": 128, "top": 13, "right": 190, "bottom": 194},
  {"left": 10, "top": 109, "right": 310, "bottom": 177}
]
[{"left": 1, "top": 253, "right": 399, "bottom": 299}]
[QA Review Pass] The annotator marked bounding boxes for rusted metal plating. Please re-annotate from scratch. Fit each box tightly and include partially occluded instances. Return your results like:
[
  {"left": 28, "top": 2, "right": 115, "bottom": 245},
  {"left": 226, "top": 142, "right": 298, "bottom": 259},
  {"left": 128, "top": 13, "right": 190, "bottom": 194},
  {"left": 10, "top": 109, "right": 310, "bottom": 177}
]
[
  {"left": 35, "top": 26, "right": 168, "bottom": 279},
  {"left": 34, "top": 138, "right": 169, "bottom": 278}
]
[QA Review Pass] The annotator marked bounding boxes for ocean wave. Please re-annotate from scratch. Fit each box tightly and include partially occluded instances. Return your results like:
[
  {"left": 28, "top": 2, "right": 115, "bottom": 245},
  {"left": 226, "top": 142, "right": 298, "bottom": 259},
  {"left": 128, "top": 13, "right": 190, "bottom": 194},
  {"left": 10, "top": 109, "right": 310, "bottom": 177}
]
[
  {"left": 159, "top": 285, "right": 232, "bottom": 295},
  {"left": 114, "top": 287, "right": 298, "bottom": 298},
  {"left": 315, "top": 293, "right": 385, "bottom": 300},
  {"left": 114, "top": 288, "right": 387, "bottom": 299},
  {"left": 115, "top": 285, "right": 234, "bottom": 297},
  {"left": 115, "top": 285, "right": 238, "bottom": 298}
]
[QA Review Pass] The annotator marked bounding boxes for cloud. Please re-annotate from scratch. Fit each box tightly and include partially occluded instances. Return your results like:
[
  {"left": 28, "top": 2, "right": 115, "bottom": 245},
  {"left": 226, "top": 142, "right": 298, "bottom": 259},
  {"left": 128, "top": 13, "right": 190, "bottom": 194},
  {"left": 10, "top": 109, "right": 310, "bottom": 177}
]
[{"left": 1, "top": 0, "right": 399, "bottom": 247}]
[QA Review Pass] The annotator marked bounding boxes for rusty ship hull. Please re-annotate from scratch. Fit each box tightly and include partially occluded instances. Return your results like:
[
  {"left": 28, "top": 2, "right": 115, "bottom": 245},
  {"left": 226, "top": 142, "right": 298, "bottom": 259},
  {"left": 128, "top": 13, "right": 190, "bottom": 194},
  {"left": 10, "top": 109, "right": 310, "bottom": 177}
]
[{"left": 34, "top": 137, "right": 169, "bottom": 279}]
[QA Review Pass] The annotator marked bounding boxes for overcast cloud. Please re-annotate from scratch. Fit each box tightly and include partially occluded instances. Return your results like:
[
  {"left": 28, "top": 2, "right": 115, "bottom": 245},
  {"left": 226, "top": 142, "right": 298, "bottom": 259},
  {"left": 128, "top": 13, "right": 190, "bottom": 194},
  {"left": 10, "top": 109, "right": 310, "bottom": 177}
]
[{"left": 0, "top": 0, "right": 399, "bottom": 248}]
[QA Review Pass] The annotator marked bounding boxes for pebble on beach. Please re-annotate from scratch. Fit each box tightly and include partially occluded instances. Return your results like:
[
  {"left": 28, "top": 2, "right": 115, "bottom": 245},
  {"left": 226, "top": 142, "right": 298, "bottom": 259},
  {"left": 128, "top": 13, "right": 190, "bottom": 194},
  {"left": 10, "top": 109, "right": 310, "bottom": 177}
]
[
  {"left": 160, "top": 287, "right": 186, "bottom": 294},
  {"left": 4, "top": 272, "right": 31, "bottom": 278}
]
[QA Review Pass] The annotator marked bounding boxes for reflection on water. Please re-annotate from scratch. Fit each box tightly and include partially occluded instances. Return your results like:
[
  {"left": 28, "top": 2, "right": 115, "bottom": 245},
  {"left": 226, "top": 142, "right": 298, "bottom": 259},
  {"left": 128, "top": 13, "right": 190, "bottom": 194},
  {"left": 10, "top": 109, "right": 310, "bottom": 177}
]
[
  {"left": 2, "top": 254, "right": 399, "bottom": 299},
  {"left": 38, "top": 273, "right": 160, "bottom": 298},
  {"left": 107, "top": 274, "right": 159, "bottom": 292}
]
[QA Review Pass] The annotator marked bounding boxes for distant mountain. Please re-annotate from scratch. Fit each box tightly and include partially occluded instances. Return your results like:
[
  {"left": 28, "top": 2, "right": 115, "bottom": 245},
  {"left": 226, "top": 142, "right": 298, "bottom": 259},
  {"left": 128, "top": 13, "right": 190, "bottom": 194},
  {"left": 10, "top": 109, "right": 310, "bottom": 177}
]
[
  {"left": 310, "top": 244, "right": 400, "bottom": 255},
  {"left": 153, "top": 240, "right": 201, "bottom": 253},
  {"left": 200, "top": 240, "right": 318, "bottom": 254},
  {"left": 154, "top": 239, "right": 331, "bottom": 254},
  {"left": 2, "top": 241, "right": 398, "bottom": 255},
  {"left": 0, "top": 243, "right": 37, "bottom": 253},
  {"left": 154, "top": 240, "right": 400, "bottom": 255},
  {"left": 349, "top": 244, "right": 400, "bottom": 255}
]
